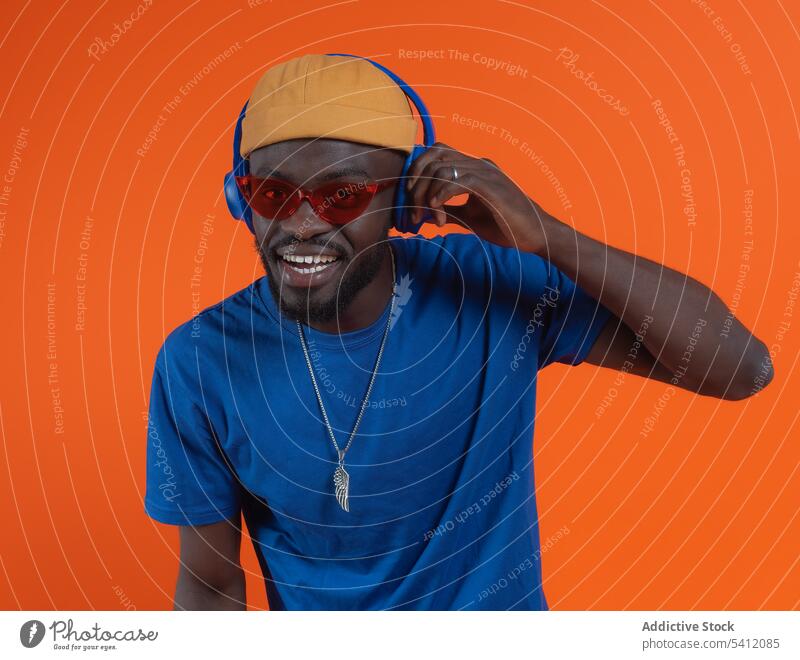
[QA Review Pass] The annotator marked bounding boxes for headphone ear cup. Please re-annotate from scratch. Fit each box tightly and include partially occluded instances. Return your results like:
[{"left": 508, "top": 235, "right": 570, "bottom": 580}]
[
  {"left": 393, "top": 144, "right": 429, "bottom": 234},
  {"left": 224, "top": 170, "right": 254, "bottom": 233},
  {"left": 225, "top": 100, "right": 255, "bottom": 234}
]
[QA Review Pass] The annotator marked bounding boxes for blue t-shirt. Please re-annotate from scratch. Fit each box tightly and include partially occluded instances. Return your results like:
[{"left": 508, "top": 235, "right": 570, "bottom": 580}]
[{"left": 144, "top": 233, "right": 612, "bottom": 610}]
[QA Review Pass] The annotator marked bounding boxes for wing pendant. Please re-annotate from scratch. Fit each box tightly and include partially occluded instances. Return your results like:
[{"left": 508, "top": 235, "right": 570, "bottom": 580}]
[{"left": 333, "top": 464, "right": 350, "bottom": 512}]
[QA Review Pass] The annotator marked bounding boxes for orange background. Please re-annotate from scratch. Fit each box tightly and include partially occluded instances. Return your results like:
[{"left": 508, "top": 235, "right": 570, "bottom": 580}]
[{"left": 0, "top": 0, "right": 797, "bottom": 610}]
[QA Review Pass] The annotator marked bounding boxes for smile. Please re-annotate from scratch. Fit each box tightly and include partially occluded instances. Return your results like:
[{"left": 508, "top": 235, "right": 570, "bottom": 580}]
[
  {"left": 280, "top": 253, "right": 339, "bottom": 274},
  {"left": 273, "top": 247, "right": 345, "bottom": 287}
]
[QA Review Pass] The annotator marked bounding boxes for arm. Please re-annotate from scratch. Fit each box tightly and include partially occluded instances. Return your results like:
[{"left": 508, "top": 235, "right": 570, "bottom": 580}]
[
  {"left": 144, "top": 344, "right": 247, "bottom": 609},
  {"left": 406, "top": 142, "right": 774, "bottom": 400},
  {"left": 534, "top": 210, "right": 773, "bottom": 400},
  {"left": 174, "top": 513, "right": 246, "bottom": 610}
]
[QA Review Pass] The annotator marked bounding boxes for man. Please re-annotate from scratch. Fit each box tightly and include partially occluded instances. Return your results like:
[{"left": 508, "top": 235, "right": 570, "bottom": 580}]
[{"left": 144, "top": 54, "right": 772, "bottom": 610}]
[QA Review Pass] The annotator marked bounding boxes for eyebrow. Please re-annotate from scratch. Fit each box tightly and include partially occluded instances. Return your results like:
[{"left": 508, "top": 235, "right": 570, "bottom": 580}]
[{"left": 252, "top": 165, "right": 371, "bottom": 181}]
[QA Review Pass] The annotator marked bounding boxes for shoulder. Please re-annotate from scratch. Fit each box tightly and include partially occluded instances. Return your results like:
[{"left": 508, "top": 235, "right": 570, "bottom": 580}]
[
  {"left": 393, "top": 231, "right": 491, "bottom": 274},
  {"left": 394, "top": 232, "right": 551, "bottom": 288},
  {"left": 394, "top": 231, "right": 487, "bottom": 260},
  {"left": 153, "top": 279, "right": 262, "bottom": 383}
]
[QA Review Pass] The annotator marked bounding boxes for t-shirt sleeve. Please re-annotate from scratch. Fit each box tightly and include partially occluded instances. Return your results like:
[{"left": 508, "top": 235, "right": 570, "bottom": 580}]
[
  {"left": 536, "top": 260, "right": 614, "bottom": 369},
  {"left": 480, "top": 236, "right": 613, "bottom": 369},
  {"left": 144, "top": 344, "right": 241, "bottom": 526}
]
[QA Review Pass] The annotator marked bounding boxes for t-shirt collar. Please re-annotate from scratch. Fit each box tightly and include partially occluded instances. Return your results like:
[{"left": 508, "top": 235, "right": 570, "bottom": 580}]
[{"left": 254, "top": 237, "right": 405, "bottom": 351}]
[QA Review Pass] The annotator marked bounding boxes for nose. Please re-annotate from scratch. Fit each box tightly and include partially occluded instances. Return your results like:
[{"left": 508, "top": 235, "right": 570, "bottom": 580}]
[{"left": 279, "top": 198, "right": 332, "bottom": 239}]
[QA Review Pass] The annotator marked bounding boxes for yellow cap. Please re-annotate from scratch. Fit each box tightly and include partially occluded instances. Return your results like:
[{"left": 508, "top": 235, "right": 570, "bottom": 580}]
[{"left": 240, "top": 54, "right": 418, "bottom": 158}]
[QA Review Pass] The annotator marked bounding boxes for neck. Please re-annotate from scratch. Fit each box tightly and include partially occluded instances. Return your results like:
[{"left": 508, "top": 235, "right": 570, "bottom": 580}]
[{"left": 307, "top": 243, "right": 395, "bottom": 334}]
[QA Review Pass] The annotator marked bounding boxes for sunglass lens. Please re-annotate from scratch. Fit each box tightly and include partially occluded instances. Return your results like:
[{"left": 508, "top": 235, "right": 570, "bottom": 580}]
[
  {"left": 247, "top": 178, "right": 298, "bottom": 219},
  {"left": 315, "top": 181, "right": 375, "bottom": 224}
]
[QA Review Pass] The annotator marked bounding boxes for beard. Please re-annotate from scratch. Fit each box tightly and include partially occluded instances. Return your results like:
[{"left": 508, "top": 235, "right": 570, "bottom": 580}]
[{"left": 255, "top": 236, "right": 386, "bottom": 325}]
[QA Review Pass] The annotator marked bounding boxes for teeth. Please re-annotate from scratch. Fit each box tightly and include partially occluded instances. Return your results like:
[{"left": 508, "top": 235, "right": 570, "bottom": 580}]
[
  {"left": 280, "top": 253, "right": 338, "bottom": 264},
  {"left": 287, "top": 263, "right": 332, "bottom": 274},
  {"left": 282, "top": 259, "right": 336, "bottom": 274}
]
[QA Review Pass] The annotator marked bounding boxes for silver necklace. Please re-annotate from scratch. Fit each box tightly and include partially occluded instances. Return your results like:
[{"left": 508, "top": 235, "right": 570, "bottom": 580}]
[{"left": 296, "top": 246, "right": 397, "bottom": 513}]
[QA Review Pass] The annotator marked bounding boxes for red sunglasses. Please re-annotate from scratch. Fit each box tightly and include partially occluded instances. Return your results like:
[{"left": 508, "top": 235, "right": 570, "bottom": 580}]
[{"left": 235, "top": 175, "right": 394, "bottom": 225}]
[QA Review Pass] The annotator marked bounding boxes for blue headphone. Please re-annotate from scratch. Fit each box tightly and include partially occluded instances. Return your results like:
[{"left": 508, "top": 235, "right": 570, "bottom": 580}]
[{"left": 223, "top": 53, "right": 436, "bottom": 234}]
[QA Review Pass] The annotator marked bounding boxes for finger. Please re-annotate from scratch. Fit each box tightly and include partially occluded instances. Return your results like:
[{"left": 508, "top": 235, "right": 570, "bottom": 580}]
[
  {"left": 410, "top": 158, "right": 476, "bottom": 224},
  {"left": 405, "top": 142, "right": 458, "bottom": 189},
  {"left": 413, "top": 153, "right": 494, "bottom": 206},
  {"left": 427, "top": 176, "right": 485, "bottom": 227},
  {"left": 409, "top": 159, "right": 452, "bottom": 223},
  {"left": 406, "top": 147, "right": 451, "bottom": 224},
  {"left": 426, "top": 164, "right": 488, "bottom": 207}
]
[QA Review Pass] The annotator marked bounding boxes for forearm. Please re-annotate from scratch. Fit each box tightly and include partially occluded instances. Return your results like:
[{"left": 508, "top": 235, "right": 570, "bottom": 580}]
[
  {"left": 174, "top": 565, "right": 246, "bottom": 611},
  {"left": 531, "top": 209, "right": 771, "bottom": 397}
]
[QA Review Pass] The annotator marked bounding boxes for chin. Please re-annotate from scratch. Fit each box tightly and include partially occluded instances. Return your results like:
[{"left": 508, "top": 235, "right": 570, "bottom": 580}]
[
  {"left": 265, "top": 267, "right": 342, "bottom": 324},
  {"left": 256, "top": 235, "right": 385, "bottom": 325}
]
